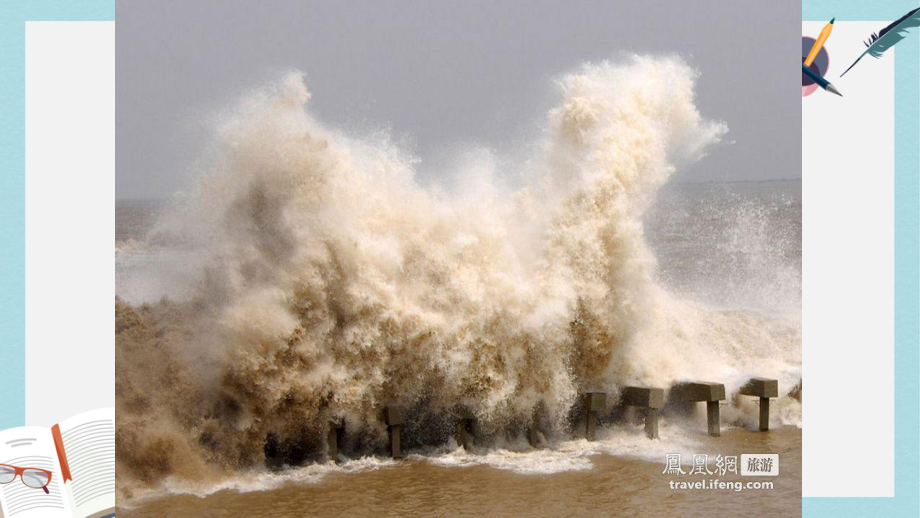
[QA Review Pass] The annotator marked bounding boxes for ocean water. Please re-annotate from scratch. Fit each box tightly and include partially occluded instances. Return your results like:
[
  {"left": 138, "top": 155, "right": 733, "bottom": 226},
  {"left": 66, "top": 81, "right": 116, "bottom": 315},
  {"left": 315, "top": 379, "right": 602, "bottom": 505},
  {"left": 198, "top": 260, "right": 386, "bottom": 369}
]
[
  {"left": 117, "top": 180, "right": 802, "bottom": 317},
  {"left": 647, "top": 180, "right": 801, "bottom": 319},
  {"left": 118, "top": 427, "right": 801, "bottom": 517},
  {"left": 114, "top": 57, "right": 801, "bottom": 515}
]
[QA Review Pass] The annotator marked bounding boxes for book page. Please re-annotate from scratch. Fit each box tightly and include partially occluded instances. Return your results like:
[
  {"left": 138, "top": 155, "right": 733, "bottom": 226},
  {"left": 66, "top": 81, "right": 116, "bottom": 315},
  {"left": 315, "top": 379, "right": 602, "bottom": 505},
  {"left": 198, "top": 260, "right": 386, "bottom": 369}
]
[
  {"left": 55, "top": 409, "right": 115, "bottom": 518},
  {"left": 0, "top": 427, "right": 73, "bottom": 518}
]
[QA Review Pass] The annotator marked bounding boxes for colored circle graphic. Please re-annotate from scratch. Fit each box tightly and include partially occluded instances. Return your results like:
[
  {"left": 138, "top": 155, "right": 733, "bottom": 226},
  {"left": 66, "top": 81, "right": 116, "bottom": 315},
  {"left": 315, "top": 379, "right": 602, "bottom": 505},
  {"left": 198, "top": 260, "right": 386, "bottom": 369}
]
[{"left": 802, "top": 36, "right": 829, "bottom": 97}]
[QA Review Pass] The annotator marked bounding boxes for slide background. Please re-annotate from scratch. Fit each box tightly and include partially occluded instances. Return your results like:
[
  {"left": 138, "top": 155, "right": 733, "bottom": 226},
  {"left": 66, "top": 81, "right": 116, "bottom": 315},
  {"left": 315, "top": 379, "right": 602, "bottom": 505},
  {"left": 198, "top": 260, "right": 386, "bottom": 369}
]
[
  {"left": 0, "top": 0, "right": 916, "bottom": 516},
  {"left": 802, "top": 21, "right": 895, "bottom": 498},
  {"left": 803, "top": 0, "right": 919, "bottom": 516},
  {"left": 25, "top": 20, "right": 115, "bottom": 428},
  {"left": 0, "top": 0, "right": 115, "bottom": 432}
]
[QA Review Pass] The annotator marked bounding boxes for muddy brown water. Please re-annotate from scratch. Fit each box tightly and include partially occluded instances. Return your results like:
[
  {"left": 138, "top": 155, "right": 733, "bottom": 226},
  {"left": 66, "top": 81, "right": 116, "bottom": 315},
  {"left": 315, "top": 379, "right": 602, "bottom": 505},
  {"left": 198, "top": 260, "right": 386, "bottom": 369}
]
[{"left": 118, "top": 426, "right": 800, "bottom": 517}]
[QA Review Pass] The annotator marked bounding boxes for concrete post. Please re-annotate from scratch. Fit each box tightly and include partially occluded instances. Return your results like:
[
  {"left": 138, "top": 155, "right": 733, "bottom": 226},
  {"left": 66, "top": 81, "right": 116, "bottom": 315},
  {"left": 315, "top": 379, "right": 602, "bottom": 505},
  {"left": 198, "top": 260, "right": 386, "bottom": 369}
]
[
  {"left": 584, "top": 392, "right": 606, "bottom": 441},
  {"left": 456, "top": 419, "right": 470, "bottom": 449},
  {"left": 384, "top": 406, "right": 405, "bottom": 459},
  {"left": 327, "top": 419, "right": 344, "bottom": 463},
  {"left": 645, "top": 408, "right": 659, "bottom": 440},
  {"left": 622, "top": 387, "right": 664, "bottom": 440},
  {"left": 759, "top": 397, "right": 770, "bottom": 432},
  {"left": 390, "top": 425, "right": 402, "bottom": 458},
  {"left": 706, "top": 401, "right": 720, "bottom": 437},
  {"left": 670, "top": 382, "right": 726, "bottom": 437},
  {"left": 738, "top": 378, "right": 779, "bottom": 432},
  {"left": 585, "top": 410, "right": 597, "bottom": 441},
  {"left": 622, "top": 406, "right": 639, "bottom": 426},
  {"left": 327, "top": 426, "right": 337, "bottom": 459},
  {"left": 456, "top": 408, "right": 474, "bottom": 450},
  {"left": 528, "top": 402, "right": 547, "bottom": 448},
  {"left": 527, "top": 425, "right": 540, "bottom": 448}
]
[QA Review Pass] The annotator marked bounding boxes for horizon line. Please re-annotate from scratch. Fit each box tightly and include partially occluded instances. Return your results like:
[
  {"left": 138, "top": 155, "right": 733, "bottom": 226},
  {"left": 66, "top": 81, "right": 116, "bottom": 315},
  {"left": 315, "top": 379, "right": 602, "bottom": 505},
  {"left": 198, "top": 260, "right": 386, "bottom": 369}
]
[{"left": 116, "top": 178, "right": 803, "bottom": 202}]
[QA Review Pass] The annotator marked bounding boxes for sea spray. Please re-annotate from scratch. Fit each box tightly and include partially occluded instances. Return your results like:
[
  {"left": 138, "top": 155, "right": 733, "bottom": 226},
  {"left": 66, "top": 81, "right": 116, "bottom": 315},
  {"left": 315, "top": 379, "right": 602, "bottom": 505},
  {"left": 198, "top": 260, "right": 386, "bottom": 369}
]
[{"left": 115, "top": 55, "right": 801, "bottom": 497}]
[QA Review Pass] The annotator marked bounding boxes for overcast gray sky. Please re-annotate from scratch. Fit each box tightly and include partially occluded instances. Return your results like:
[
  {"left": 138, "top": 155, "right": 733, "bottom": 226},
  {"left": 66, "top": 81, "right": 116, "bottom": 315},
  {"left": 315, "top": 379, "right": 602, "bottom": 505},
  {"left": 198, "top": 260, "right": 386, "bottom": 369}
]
[{"left": 116, "top": 0, "right": 801, "bottom": 200}]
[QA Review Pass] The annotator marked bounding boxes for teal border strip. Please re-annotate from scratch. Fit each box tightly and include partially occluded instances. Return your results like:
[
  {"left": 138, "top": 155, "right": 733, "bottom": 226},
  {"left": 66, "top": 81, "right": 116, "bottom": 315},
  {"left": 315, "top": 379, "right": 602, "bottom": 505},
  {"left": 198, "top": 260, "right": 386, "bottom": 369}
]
[
  {"left": 0, "top": 1, "right": 114, "bottom": 430},
  {"left": 803, "top": 1, "right": 920, "bottom": 516}
]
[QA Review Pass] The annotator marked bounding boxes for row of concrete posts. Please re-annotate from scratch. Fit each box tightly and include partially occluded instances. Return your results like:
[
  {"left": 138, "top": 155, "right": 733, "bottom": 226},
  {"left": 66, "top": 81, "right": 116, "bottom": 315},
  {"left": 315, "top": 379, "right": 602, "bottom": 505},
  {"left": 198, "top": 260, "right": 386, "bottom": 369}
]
[{"left": 327, "top": 377, "right": 780, "bottom": 460}]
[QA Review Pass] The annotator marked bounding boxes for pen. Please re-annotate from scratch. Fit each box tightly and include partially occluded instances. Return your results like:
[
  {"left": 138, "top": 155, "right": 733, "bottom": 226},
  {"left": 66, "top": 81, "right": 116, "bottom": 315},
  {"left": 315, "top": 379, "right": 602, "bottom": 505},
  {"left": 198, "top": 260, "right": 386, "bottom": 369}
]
[{"left": 802, "top": 64, "right": 842, "bottom": 96}]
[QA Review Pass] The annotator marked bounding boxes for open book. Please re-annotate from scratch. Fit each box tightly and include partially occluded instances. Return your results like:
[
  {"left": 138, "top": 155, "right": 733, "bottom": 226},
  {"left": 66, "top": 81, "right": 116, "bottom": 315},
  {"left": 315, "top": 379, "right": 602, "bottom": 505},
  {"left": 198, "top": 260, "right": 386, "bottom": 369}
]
[{"left": 0, "top": 408, "right": 114, "bottom": 518}]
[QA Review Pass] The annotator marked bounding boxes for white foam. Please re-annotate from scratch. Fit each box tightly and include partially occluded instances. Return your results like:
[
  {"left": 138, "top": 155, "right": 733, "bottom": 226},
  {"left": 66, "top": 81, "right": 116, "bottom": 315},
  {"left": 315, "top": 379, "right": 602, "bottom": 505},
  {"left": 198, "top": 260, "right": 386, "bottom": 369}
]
[
  {"left": 160, "top": 456, "right": 398, "bottom": 497},
  {"left": 409, "top": 423, "right": 704, "bottom": 475},
  {"left": 414, "top": 440, "right": 594, "bottom": 475}
]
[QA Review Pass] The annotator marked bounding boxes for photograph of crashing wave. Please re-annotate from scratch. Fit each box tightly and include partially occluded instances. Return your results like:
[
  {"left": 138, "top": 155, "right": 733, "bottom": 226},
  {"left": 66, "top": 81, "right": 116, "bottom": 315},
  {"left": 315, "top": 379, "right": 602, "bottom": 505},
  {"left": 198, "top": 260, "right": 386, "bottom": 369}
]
[{"left": 115, "top": 2, "right": 802, "bottom": 516}]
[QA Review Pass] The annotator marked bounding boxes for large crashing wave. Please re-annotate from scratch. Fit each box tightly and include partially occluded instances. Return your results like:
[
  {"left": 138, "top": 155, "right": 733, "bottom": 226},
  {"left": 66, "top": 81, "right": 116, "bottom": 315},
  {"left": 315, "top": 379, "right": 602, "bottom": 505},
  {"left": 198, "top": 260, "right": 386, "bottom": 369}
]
[{"left": 116, "top": 55, "right": 800, "bottom": 494}]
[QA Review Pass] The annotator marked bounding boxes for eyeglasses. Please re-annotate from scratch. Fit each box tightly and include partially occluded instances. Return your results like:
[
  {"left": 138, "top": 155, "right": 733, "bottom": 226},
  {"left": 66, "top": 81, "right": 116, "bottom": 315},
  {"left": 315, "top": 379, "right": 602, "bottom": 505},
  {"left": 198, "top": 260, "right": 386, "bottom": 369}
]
[{"left": 0, "top": 463, "right": 53, "bottom": 494}]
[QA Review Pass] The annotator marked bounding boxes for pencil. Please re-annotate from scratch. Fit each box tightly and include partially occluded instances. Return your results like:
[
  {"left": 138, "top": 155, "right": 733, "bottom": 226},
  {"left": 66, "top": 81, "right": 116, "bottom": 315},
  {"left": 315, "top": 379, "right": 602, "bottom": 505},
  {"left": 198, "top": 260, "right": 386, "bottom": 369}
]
[
  {"left": 802, "top": 64, "right": 842, "bottom": 96},
  {"left": 804, "top": 18, "right": 834, "bottom": 67}
]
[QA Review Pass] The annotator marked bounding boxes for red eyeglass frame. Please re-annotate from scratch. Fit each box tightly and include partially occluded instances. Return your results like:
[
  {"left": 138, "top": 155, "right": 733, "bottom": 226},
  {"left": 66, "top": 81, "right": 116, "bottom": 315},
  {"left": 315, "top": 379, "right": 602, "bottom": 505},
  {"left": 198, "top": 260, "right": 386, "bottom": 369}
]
[{"left": 0, "top": 463, "right": 53, "bottom": 493}]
